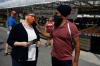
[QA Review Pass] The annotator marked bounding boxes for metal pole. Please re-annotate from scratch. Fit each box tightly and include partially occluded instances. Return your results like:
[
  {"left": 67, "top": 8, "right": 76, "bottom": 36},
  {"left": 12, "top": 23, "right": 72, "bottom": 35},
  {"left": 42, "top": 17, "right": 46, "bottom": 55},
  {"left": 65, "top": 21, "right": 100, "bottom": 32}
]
[{"left": 7, "top": 9, "right": 9, "bottom": 19}]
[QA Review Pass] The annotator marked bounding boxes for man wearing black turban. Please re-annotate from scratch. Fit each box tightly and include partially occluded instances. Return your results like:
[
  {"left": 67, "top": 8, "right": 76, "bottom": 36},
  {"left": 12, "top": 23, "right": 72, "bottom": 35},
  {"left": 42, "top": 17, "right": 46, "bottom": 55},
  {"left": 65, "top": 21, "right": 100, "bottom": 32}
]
[{"left": 40, "top": 5, "right": 80, "bottom": 66}]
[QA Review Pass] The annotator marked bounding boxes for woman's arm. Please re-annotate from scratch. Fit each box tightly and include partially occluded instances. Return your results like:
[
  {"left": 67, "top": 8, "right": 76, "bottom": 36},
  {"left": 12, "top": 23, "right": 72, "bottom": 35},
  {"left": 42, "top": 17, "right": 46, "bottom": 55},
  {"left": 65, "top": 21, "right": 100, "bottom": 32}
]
[
  {"left": 14, "top": 42, "right": 30, "bottom": 47},
  {"left": 7, "top": 25, "right": 32, "bottom": 47},
  {"left": 7, "top": 27, "right": 16, "bottom": 47}
]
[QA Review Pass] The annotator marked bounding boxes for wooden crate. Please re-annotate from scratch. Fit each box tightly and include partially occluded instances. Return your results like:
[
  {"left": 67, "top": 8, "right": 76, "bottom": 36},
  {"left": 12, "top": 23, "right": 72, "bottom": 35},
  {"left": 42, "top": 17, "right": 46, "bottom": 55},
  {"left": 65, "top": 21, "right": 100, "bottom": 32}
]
[{"left": 80, "top": 34, "right": 91, "bottom": 51}]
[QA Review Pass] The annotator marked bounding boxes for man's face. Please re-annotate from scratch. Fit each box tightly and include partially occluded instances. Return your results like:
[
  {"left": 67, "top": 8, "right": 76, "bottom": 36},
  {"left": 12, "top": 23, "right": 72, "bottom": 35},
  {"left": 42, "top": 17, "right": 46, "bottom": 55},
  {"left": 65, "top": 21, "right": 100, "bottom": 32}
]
[
  {"left": 53, "top": 10, "right": 63, "bottom": 27},
  {"left": 11, "top": 11, "right": 16, "bottom": 17}
]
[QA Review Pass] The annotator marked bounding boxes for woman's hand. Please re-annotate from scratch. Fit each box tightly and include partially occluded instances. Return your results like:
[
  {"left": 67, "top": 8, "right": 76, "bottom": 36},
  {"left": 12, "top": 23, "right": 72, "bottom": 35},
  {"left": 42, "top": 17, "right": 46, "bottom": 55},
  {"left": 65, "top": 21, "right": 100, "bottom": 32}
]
[{"left": 22, "top": 42, "right": 30, "bottom": 47}]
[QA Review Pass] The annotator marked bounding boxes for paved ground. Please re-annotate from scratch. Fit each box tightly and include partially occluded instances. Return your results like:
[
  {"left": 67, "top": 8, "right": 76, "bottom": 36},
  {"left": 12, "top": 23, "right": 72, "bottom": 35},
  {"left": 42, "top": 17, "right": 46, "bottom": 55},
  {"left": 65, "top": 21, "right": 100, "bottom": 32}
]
[{"left": 0, "top": 27, "right": 100, "bottom": 66}]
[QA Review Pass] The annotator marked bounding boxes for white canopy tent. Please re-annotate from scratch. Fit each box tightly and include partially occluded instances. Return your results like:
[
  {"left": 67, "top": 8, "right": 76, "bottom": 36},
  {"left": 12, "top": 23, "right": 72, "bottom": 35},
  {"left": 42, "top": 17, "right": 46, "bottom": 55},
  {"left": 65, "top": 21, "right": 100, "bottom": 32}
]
[{"left": 0, "top": 0, "right": 71, "bottom": 9}]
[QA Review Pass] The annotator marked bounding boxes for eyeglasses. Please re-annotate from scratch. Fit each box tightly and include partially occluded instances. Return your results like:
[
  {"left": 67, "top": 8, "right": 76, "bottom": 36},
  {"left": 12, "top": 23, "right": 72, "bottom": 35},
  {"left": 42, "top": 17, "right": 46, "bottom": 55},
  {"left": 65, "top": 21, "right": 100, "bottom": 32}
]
[
  {"left": 55, "top": 12, "right": 58, "bottom": 15},
  {"left": 54, "top": 11, "right": 60, "bottom": 16}
]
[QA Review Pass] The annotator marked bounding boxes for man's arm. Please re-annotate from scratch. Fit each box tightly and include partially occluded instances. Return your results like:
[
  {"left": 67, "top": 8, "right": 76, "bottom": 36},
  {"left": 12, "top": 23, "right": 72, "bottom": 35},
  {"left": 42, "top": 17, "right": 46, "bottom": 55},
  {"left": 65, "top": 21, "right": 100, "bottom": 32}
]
[
  {"left": 36, "top": 23, "right": 51, "bottom": 38},
  {"left": 40, "top": 31, "right": 51, "bottom": 38},
  {"left": 73, "top": 36, "right": 80, "bottom": 66}
]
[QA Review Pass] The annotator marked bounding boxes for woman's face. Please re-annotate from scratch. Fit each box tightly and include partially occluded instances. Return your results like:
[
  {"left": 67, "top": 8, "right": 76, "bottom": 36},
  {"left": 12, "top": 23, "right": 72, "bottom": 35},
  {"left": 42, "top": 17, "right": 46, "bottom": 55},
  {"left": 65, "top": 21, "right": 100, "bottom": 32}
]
[{"left": 26, "top": 15, "right": 35, "bottom": 25}]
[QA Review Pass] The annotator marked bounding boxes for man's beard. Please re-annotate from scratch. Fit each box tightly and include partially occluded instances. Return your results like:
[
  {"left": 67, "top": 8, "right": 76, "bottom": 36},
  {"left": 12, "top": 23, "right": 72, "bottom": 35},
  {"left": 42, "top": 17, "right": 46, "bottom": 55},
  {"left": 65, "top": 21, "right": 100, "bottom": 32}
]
[{"left": 54, "top": 16, "right": 63, "bottom": 27}]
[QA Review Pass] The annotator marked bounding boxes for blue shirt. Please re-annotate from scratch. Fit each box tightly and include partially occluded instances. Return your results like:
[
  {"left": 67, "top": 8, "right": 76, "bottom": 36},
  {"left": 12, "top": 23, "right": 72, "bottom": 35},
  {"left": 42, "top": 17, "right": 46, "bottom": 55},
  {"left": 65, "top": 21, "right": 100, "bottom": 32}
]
[{"left": 6, "top": 16, "right": 17, "bottom": 31}]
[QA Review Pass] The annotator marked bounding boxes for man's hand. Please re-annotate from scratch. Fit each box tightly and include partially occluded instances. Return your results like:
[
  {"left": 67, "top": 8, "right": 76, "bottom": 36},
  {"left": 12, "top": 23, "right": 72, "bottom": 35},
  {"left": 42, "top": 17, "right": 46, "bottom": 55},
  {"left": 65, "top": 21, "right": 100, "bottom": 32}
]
[
  {"left": 73, "top": 62, "right": 78, "bottom": 66},
  {"left": 36, "top": 41, "right": 41, "bottom": 47}
]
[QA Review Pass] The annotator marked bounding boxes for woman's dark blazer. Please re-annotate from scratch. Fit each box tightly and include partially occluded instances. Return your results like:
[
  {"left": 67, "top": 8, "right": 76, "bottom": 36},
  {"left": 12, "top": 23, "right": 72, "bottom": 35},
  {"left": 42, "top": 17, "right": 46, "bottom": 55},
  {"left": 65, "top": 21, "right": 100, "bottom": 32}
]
[{"left": 7, "top": 23, "right": 40, "bottom": 62}]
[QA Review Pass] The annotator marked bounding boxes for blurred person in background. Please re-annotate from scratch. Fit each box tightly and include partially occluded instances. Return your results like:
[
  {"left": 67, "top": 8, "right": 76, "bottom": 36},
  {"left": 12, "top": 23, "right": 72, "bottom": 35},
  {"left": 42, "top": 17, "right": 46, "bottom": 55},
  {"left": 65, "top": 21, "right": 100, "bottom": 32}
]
[
  {"left": 45, "top": 17, "right": 54, "bottom": 46},
  {"left": 4, "top": 10, "right": 17, "bottom": 55}
]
